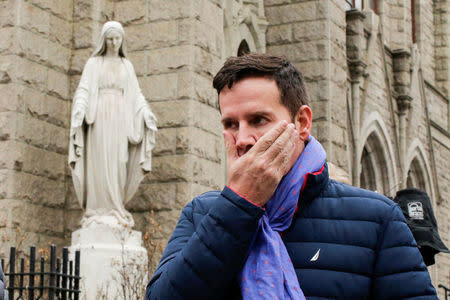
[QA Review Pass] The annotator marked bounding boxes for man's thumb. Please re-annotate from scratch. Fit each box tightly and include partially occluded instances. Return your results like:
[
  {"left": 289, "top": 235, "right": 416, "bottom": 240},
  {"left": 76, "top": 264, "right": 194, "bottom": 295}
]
[{"left": 223, "top": 131, "right": 237, "bottom": 161}]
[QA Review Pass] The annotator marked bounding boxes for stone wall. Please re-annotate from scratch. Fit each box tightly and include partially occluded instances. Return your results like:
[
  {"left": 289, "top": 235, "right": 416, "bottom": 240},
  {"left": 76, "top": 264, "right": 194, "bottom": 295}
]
[
  {"left": 415, "top": 0, "right": 436, "bottom": 83},
  {"left": 434, "top": 0, "right": 450, "bottom": 97},
  {"left": 0, "top": 0, "right": 73, "bottom": 256}
]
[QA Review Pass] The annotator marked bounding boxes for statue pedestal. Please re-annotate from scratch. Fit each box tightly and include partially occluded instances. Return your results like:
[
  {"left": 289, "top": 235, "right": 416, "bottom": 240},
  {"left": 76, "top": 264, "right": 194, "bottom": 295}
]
[{"left": 70, "top": 217, "right": 148, "bottom": 300}]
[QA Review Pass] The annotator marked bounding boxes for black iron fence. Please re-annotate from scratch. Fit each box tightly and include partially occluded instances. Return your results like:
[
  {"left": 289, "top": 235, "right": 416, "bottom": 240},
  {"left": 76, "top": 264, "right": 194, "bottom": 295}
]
[
  {"left": 439, "top": 284, "right": 450, "bottom": 300},
  {"left": 1, "top": 245, "right": 81, "bottom": 300}
]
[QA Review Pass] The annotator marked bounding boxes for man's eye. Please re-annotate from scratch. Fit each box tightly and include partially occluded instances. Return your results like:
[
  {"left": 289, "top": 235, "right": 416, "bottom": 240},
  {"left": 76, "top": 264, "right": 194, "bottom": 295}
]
[
  {"left": 251, "top": 117, "right": 267, "bottom": 126},
  {"left": 223, "top": 121, "right": 237, "bottom": 129}
]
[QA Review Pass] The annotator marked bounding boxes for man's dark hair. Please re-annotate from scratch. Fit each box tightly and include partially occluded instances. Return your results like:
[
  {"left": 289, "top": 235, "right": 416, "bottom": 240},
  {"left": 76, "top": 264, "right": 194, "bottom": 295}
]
[{"left": 213, "top": 53, "right": 309, "bottom": 118}]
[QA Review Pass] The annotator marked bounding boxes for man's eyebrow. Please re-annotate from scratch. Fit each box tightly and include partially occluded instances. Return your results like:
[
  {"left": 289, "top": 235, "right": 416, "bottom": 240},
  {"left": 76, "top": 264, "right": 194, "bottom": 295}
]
[
  {"left": 221, "top": 111, "right": 273, "bottom": 123},
  {"left": 245, "top": 111, "right": 273, "bottom": 118},
  {"left": 221, "top": 117, "right": 234, "bottom": 124}
]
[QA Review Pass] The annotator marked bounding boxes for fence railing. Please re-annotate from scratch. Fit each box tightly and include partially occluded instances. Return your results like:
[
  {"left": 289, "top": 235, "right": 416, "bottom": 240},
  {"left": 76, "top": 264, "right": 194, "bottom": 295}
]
[
  {"left": 439, "top": 284, "right": 450, "bottom": 300},
  {"left": 1, "top": 245, "right": 81, "bottom": 300}
]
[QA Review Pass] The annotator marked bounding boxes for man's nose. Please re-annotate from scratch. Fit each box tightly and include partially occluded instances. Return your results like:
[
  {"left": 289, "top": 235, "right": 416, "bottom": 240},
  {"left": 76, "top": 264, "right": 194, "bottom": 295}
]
[{"left": 235, "top": 126, "right": 256, "bottom": 154}]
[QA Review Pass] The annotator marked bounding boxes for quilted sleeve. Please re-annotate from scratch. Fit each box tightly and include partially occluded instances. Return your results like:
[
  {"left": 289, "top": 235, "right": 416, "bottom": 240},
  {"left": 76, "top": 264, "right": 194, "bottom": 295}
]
[
  {"left": 146, "top": 187, "right": 265, "bottom": 300},
  {"left": 371, "top": 204, "right": 438, "bottom": 299}
]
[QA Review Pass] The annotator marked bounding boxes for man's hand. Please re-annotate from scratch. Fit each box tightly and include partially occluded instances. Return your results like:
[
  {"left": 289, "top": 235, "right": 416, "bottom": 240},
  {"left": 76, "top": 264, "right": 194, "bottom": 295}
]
[{"left": 223, "top": 121, "right": 302, "bottom": 207}]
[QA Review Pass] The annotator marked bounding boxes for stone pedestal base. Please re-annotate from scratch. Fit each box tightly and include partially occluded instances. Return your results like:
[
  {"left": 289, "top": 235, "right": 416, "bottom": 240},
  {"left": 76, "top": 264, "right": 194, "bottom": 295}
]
[{"left": 70, "top": 217, "right": 148, "bottom": 300}]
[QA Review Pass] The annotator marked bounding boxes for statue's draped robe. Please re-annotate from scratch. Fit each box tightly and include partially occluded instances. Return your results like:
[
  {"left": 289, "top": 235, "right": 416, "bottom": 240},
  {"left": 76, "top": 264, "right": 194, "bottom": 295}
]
[{"left": 69, "top": 57, "right": 156, "bottom": 226}]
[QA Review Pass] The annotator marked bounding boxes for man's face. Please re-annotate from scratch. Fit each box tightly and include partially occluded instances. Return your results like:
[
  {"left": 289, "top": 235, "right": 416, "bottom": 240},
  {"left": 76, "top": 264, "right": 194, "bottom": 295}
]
[{"left": 219, "top": 77, "right": 293, "bottom": 157}]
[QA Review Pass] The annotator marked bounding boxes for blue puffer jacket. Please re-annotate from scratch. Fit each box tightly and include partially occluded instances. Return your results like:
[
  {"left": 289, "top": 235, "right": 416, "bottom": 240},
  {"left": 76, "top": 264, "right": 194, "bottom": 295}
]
[{"left": 147, "top": 164, "right": 437, "bottom": 299}]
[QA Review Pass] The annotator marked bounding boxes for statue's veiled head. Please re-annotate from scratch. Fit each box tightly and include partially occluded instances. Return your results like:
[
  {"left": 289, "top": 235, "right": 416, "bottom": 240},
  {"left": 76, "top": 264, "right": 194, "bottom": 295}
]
[{"left": 92, "top": 21, "right": 127, "bottom": 58}]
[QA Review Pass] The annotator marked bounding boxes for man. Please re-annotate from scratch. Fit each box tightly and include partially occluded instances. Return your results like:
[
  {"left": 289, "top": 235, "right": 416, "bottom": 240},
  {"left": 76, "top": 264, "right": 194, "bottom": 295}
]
[{"left": 146, "top": 54, "right": 437, "bottom": 299}]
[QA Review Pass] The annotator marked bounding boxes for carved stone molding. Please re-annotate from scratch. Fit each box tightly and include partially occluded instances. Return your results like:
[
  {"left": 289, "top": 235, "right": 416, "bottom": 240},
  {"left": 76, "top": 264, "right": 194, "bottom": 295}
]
[
  {"left": 396, "top": 94, "right": 413, "bottom": 114},
  {"left": 346, "top": 9, "right": 366, "bottom": 60},
  {"left": 346, "top": 9, "right": 367, "bottom": 80},
  {"left": 223, "top": 0, "right": 268, "bottom": 57},
  {"left": 348, "top": 59, "right": 367, "bottom": 80},
  {"left": 392, "top": 49, "right": 412, "bottom": 114}
]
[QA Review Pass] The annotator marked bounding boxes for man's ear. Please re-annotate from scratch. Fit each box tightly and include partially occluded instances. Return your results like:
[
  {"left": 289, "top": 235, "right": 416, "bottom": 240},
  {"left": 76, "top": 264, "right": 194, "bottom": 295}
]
[{"left": 294, "top": 105, "right": 312, "bottom": 141}]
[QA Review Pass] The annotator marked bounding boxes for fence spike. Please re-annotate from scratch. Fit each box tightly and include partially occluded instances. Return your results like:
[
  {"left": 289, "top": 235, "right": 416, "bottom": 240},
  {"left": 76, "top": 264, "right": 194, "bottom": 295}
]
[
  {"left": 8, "top": 247, "right": 15, "bottom": 300},
  {"left": 49, "top": 245, "right": 56, "bottom": 300},
  {"left": 69, "top": 261, "right": 73, "bottom": 299},
  {"left": 29, "top": 246, "right": 35, "bottom": 300},
  {"left": 19, "top": 258, "right": 24, "bottom": 297},
  {"left": 74, "top": 250, "right": 80, "bottom": 300},
  {"left": 39, "top": 257, "right": 44, "bottom": 298},
  {"left": 56, "top": 258, "right": 61, "bottom": 299},
  {"left": 62, "top": 247, "right": 68, "bottom": 300}
]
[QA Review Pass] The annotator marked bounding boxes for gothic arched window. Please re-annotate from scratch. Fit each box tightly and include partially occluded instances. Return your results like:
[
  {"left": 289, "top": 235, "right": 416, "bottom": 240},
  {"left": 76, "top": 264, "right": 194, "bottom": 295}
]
[
  {"left": 359, "top": 132, "right": 391, "bottom": 195},
  {"left": 237, "top": 40, "right": 250, "bottom": 56},
  {"left": 406, "top": 157, "right": 426, "bottom": 192}
]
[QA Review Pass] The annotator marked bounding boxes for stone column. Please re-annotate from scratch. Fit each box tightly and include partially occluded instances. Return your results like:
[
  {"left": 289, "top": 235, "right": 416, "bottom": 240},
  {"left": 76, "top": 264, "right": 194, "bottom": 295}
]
[
  {"left": 388, "top": 0, "right": 410, "bottom": 51},
  {"left": 346, "top": 9, "right": 367, "bottom": 187},
  {"left": 264, "top": 0, "right": 349, "bottom": 171},
  {"left": 392, "top": 48, "right": 412, "bottom": 186}
]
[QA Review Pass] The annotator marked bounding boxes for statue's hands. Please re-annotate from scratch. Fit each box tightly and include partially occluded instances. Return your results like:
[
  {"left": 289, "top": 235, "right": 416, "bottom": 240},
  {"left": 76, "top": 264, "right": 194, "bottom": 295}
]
[
  {"left": 143, "top": 109, "right": 157, "bottom": 130},
  {"left": 224, "top": 121, "right": 302, "bottom": 207},
  {"left": 72, "top": 110, "right": 85, "bottom": 128}
]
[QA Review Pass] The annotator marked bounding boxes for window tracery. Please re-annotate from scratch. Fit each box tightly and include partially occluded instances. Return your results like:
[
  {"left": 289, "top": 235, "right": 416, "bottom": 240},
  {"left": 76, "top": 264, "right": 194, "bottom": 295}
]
[{"left": 223, "top": 0, "right": 268, "bottom": 58}]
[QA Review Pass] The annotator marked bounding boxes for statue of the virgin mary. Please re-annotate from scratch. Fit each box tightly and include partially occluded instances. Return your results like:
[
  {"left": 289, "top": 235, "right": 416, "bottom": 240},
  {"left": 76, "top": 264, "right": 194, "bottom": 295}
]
[{"left": 69, "top": 21, "right": 157, "bottom": 227}]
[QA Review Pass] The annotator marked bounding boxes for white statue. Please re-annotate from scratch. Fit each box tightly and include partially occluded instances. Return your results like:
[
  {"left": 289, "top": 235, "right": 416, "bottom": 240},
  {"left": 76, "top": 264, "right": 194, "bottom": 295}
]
[{"left": 69, "top": 21, "right": 157, "bottom": 227}]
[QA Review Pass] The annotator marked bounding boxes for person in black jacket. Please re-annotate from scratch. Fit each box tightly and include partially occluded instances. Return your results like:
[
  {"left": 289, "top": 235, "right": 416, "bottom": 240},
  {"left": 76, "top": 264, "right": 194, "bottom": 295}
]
[{"left": 146, "top": 54, "right": 437, "bottom": 299}]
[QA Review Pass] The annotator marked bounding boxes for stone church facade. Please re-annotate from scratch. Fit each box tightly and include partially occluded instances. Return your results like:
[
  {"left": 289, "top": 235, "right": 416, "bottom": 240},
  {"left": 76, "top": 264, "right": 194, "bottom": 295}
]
[{"left": 0, "top": 0, "right": 448, "bottom": 296}]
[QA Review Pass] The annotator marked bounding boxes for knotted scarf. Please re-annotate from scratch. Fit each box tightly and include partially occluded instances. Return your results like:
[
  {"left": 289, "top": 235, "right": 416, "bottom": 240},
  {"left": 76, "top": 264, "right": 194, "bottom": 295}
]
[{"left": 240, "top": 136, "right": 326, "bottom": 299}]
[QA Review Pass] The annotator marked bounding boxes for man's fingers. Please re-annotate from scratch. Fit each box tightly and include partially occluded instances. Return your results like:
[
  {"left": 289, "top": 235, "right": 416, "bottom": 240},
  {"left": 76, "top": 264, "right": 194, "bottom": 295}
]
[
  {"left": 270, "top": 131, "right": 300, "bottom": 175},
  {"left": 265, "top": 123, "right": 296, "bottom": 159},
  {"left": 265, "top": 124, "right": 301, "bottom": 175},
  {"left": 223, "top": 131, "right": 238, "bottom": 162},
  {"left": 250, "top": 120, "right": 288, "bottom": 154}
]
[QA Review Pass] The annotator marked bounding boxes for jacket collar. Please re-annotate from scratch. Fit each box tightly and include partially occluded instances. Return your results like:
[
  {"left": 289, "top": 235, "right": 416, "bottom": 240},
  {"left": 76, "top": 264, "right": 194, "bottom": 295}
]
[{"left": 298, "top": 162, "right": 329, "bottom": 206}]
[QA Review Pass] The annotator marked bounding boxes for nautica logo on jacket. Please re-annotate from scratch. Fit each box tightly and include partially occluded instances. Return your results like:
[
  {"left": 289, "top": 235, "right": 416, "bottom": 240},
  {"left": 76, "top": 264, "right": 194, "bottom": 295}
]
[{"left": 310, "top": 249, "right": 320, "bottom": 262}]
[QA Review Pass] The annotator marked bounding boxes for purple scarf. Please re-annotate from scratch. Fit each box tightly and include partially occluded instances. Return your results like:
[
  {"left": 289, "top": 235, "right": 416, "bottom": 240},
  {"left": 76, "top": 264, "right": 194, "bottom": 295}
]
[{"left": 239, "top": 136, "right": 326, "bottom": 299}]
